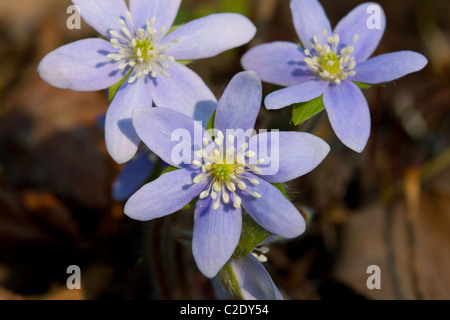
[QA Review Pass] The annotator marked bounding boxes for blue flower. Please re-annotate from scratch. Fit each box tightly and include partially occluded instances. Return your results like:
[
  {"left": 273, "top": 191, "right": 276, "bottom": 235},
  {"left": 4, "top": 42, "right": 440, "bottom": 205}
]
[
  {"left": 112, "top": 148, "right": 158, "bottom": 201},
  {"left": 96, "top": 113, "right": 158, "bottom": 202},
  {"left": 124, "top": 71, "right": 330, "bottom": 278},
  {"left": 212, "top": 237, "right": 283, "bottom": 300},
  {"left": 241, "top": 0, "right": 428, "bottom": 152},
  {"left": 38, "top": 0, "right": 256, "bottom": 163}
]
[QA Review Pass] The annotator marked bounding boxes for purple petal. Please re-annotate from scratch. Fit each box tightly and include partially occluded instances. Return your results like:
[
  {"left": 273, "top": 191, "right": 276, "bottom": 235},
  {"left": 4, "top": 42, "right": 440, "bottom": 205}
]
[
  {"left": 150, "top": 62, "right": 217, "bottom": 125},
  {"left": 248, "top": 131, "right": 330, "bottom": 183},
  {"left": 124, "top": 167, "right": 207, "bottom": 221},
  {"left": 214, "top": 71, "right": 261, "bottom": 133},
  {"left": 105, "top": 76, "right": 152, "bottom": 164},
  {"left": 334, "top": 2, "right": 386, "bottom": 62},
  {"left": 238, "top": 174, "right": 305, "bottom": 238},
  {"left": 129, "top": 0, "right": 181, "bottom": 31},
  {"left": 96, "top": 113, "right": 106, "bottom": 132},
  {"left": 164, "top": 13, "right": 256, "bottom": 60},
  {"left": 211, "top": 277, "right": 232, "bottom": 300},
  {"left": 290, "top": 0, "right": 332, "bottom": 47},
  {"left": 241, "top": 41, "right": 316, "bottom": 87},
  {"left": 258, "top": 234, "right": 278, "bottom": 247},
  {"left": 72, "top": 0, "right": 128, "bottom": 38},
  {"left": 132, "top": 107, "right": 210, "bottom": 168},
  {"left": 274, "top": 284, "right": 284, "bottom": 300},
  {"left": 323, "top": 81, "right": 371, "bottom": 152},
  {"left": 352, "top": 51, "right": 428, "bottom": 84},
  {"left": 193, "top": 197, "right": 242, "bottom": 278},
  {"left": 230, "top": 253, "right": 283, "bottom": 300},
  {"left": 37, "top": 39, "right": 125, "bottom": 91},
  {"left": 112, "top": 149, "right": 157, "bottom": 201},
  {"left": 264, "top": 79, "right": 328, "bottom": 110}
]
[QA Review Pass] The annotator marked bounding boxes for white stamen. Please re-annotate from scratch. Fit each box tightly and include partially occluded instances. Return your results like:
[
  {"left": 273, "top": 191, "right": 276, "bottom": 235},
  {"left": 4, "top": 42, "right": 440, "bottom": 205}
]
[
  {"left": 303, "top": 31, "right": 359, "bottom": 83},
  {"left": 192, "top": 160, "right": 202, "bottom": 167},
  {"left": 193, "top": 174, "right": 204, "bottom": 184},
  {"left": 236, "top": 180, "right": 247, "bottom": 190},
  {"left": 258, "top": 246, "right": 269, "bottom": 254},
  {"left": 252, "top": 253, "right": 268, "bottom": 263},
  {"left": 195, "top": 151, "right": 203, "bottom": 158},
  {"left": 226, "top": 182, "right": 236, "bottom": 192},
  {"left": 233, "top": 195, "right": 242, "bottom": 208},
  {"left": 109, "top": 30, "right": 119, "bottom": 38},
  {"left": 213, "top": 181, "right": 221, "bottom": 192},
  {"left": 193, "top": 133, "right": 264, "bottom": 206},
  {"left": 199, "top": 191, "right": 209, "bottom": 199},
  {"left": 106, "top": 11, "right": 177, "bottom": 82},
  {"left": 128, "top": 75, "right": 137, "bottom": 84},
  {"left": 222, "top": 192, "right": 230, "bottom": 204},
  {"left": 245, "top": 151, "right": 256, "bottom": 158}
]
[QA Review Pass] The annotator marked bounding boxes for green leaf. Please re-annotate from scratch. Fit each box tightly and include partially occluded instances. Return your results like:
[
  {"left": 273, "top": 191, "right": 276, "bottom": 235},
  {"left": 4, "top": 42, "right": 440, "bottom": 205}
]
[
  {"left": 217, "top": 262, "right": 243, "bottom": 300},
  {"left": 272, "top": 183, "right": 290, "bottom": 200},
  {"left": 206, "top": 110, "right": 216, "bottom": 131},
  {"left": 353, "top": 81, "right": 372, "bottom": 89},
  {"left": 220, "top": 0, "right": 251, "bottom": 15},
  {"left": 232, "top": 214, "right": 271, "bottom": 260},
  {"left": 168, "top": 24, "right": 181, "bottom": 35},
  {"left": 176, "top": 60, "right": 194, "bottom": 66},
  {"left": 292, "top": 95, "right": 325, "bottom": 126},
  {"left": 159, "top": 165, "right": 179, "bottom": 176},
  {"left": 108, "top": 70, "right": 131, "bottom": 102}
]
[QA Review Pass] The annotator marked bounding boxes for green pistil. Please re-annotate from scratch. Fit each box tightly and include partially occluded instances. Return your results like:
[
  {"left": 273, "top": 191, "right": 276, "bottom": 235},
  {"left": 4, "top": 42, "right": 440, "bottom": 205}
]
[
  {"left": 321, "top": 52, "right": 340, "bottom": 74},
  {"left": 214, "top": 163, "right": 234, "bottom": 184},
  {"left": 135, "top": 38, "right": 153, "bottom": 60}
]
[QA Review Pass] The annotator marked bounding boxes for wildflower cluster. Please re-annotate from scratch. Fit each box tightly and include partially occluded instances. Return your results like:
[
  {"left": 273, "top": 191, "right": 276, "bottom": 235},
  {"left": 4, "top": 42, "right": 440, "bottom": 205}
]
[{"left": 38, "top": 0, "right": 427, "bottom": 300}]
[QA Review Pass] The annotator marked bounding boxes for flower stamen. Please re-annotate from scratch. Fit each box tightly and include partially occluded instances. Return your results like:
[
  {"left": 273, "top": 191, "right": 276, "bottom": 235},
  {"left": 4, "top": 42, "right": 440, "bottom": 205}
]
[
  {"left": 192, "top": 131, "right": 265, "bottom": 210},
  {"left": 303, "top": 29, "right": 358, "bottom": 84},
  {"left": 106, "top": 11, "right": 178, "bottom": 83}
]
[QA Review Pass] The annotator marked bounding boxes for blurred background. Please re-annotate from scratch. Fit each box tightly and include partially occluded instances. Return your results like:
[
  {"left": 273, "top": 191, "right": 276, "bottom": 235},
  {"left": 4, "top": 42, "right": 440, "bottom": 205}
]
[{"left": 0, "top": 0, "right": 448, "bottom": 300}]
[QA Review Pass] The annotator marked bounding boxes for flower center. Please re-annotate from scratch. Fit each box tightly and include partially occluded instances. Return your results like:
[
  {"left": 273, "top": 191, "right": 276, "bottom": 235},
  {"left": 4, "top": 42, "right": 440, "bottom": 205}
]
[
  {"left": 106, "top": 11, "right": 178, "bottom": 84},
  {"left": 134, "top": 38, "right": 153, "bottom": 61},
  {"left": 213, "top": 163, "right": 235, "bottom": 184},
  {"left": 321, "top": 52, "right": 340, "bottom": 74},
  {"left": 303, "top": 29, "right": 358, "bottom": 84},
  {"left": 192, "top": 131, "right": 265, "bottom": 210}
]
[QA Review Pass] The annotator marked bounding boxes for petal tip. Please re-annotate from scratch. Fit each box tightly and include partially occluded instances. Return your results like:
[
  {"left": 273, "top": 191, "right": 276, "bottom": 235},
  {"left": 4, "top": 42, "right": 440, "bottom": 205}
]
[
  {"left": 193, "top": 247, "right": 229, "bottom": 279},
  {"left": 281, "top": 215, "right": 306, "bottom": 239},
  {"left": 197, "top": 264, "right": 221, "bottom": 279},
  {"left": 264, "top": 93, "right": 286, "bottom": 110},
  {"left": 234, "top": 70, "right": 262, "bottom": 91},
  {"left": 415, "top": 52, "right": 429, "bottom": 70},
  {"left": 346, "top": 136, "right": 369, "bottom": 153},
  {"left": 234, "top": 13, "right": 257, "bottom": 40}
]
